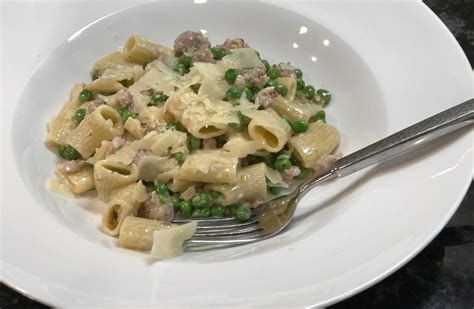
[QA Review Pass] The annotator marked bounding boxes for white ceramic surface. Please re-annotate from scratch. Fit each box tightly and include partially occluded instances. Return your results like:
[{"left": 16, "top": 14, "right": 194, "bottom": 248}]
[{"left": 1, "top": 1, "right": 472, "bottom": 307}]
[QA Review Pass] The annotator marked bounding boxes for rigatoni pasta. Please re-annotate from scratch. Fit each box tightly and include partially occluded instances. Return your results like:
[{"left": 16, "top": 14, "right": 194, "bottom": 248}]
[
  {"left": 289, "top": 121, "right": 341, "bottom": 168},
  {"left": 178, "top": 150, "right": 238, "bottom": 184},
  {"left": 45, "top": 84, "right": 86, "bottom": 148},
  {"left": 207, "top": 162, "right": 267, "bottom": 206},
  {"left": 66, "top": 105, "right": 123, "bottom": 158},
  {"left": 46, "top": 30, "right": 339, "bottom": 260},
  {"left": 118, "top": 217, "right": 172, "bottom": 251},
  {"left": 123, "top": 35, "right": 172, "bottom": 64},
  {"left": 244, "top": 109, "right": 292, "bottom": 152},
  {"left": 94, "top": 160, "right": 139, "bottom": 202},
  {"left": 55, "top": 162, "right": 95, "bottom": 195},
  {"left": 102, "top": 181, "right": 147, "bottom": 236}
]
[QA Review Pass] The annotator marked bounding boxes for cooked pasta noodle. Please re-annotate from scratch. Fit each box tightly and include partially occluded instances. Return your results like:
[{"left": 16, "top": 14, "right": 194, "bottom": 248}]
[
  {"left": 102, "top": 181, "right": 147, "bottom": 236},
  {"left": 46, "top": 31, "right": 340, "bottom": 260}
]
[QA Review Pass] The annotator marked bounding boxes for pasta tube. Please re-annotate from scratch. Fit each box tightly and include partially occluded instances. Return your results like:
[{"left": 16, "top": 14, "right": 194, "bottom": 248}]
[
  {"left": 166, "top": 92, "right": 238, "bottom": 139},
  {"left": 244, "top": 109, "right": 292, "bottom": 152},
  {"left": 271, "top": 95, "right": 320, "bottom": 122},
  {"left": 94, "top": 160, "right": 139, "bottom": 202},
  {"left": 207, "top": 162, "right": 267, "bottom": 206},
  {"left": 45, "top": 84, "right": 85, "bottom": 148},
  {"left": 123, "top": 35, "right": 172, "bottom": 64},
  {"left": 124, "top": 117, "right": 144, "bottom": 140},
  {"left": 289, "top": 121, "right": 340, "bottom": 168},
  {"left": 118, "top": 217, "right": 172, "bottom": 251},
  {"left": 101, "top": 181, "right": 147, "bottom": 236},
  {"left": 178, "top": 150, "right": 238, "bottom": 184},
  {"left": 55, "top": 163, "right": 95, "bottom": 195},
  {"left": 66, "top": 105, "right": 124, "bottom": 158}
]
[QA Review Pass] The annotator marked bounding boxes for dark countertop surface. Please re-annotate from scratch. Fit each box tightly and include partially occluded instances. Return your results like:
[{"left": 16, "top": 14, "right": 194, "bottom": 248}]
[{"left": 1, "top": 0, "right": 472, "bottom": 308}]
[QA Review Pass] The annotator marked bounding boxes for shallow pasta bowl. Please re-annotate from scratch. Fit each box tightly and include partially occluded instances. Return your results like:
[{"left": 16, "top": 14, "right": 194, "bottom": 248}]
[{"left": 2, "top": 0, "right": 473, "bottom": 307}]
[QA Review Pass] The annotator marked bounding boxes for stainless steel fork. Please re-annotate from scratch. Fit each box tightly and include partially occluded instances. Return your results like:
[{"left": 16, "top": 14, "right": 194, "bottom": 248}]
[{"left": 175, "top": 99, "right": 474, "bottom": 246}]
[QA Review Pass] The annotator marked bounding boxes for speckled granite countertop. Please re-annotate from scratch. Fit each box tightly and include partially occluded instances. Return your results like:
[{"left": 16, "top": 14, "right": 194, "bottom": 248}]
[{"left": 1, "top": 0, "right": 472, "bottom": 308}]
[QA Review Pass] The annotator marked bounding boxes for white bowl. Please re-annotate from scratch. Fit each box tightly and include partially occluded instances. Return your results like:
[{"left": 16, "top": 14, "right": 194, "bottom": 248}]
[{"left": 2, "top": 1, "right": 472, "bottom": 307}]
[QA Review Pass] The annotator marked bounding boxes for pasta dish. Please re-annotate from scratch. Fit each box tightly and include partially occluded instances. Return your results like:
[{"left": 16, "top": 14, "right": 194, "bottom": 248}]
[{"left": 46, "top": 31, "right": 340, "bottom": 259}]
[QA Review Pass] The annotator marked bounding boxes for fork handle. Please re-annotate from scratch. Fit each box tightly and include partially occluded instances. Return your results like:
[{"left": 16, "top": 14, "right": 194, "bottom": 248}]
[{"left": 332, "top": 99, "right": 474, "bottom": 178}]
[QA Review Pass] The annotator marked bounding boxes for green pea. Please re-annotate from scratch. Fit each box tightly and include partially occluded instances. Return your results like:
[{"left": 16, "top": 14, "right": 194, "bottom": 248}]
[
  {"left": 276, "top": 150, "right": 291, "bottom": 158},
  {"left": 192, "top": 208, "right": 211, "bottom": 218},
  {"left": 236, "top": 205, "right": 252, "bottom": 221},
  {"left": 210, "top": 204, "right": 225, "bottom": 217},
  {"left": 191, "top": 193, "right": 209, "bottom": 209},
  {"left": 303, "top": 85, "right": 316, "bottom": 98},
  {"left": 225, "top": 204, "right": 240, "bottom": 216},
  {"left": 273, "top": 157, "right": 291, "bottom": 172},
  {"left": 170, "top": 195, "right": 180, "bottom": 211},
  {"left": 295, "top": 166, "right": 309, "bottom": 180},
  {"left": 239, "top": 112, "right": 252, "bottom": 126},
  {"left": 247, "top": 84, "right": 262, "bottom": 97},
  {"left": 178, "top": 200, "right": 192, "bottom": 218},
  {"left": 317, "top": 89, "right": 331, "bottom": 105},
  {"left": 262, "top": 59, "right": 270, "bottom": 71},
  {"left": 191, "top": 209, "right": 203, "bottom": 218},
  {"left": 208, "top": 190, "right": 222, "bottom": 200},
  {"left": 211, "top": 47, "right": 229, "bottom": 60},
  {"left": 188, "top": 135, "right": 202, "bottom": 150},
  {"left": 295, "top": 90, "right": 303, "bottom": 97},
  {"left": 224, "top": 69, "right": 239, "bottom": 84},
  {"left": 242, "top": 87, "right": 253, "bottom": 100},
  {"left": 73, "top": 108, "right": 86, "bottom": 124},
  {"left": 226, "top": 87, "right": 242, "bottom": 100},
  {"left": 201, "top": 207, "right": 212, "bottom": 217},
  {"left": 79, "top": 89, "right": 92, "bottom": 102},
  {"left": 178, "top": 55, "right": 193, "bottom": 68},
  {"left": 268, "top": 186, "right": 282, "bottom": 195},
  {"left": 310, "top": 110, "right": 326, "bottom": 123},
  {"left": 265, "top": 79, "right": 278, "bottom": 88},
  {"left": 289, "top": 119, "right": 309, "bottom": 134},
  {"left": 166, "top": 122, "right": 182, "bottom": 131},
  {"left": 228, "top": 122, "right": 243, "bottom": 132},
  {"left": 175, "top": 63, "right": 189, "bottom": 75},
  {"left": 296, "top": 79, "right": 305, "bottom": 90},
  {"left": 158, "top": 193, "right": 169, "bottom": 204},
  {"left": 154, "top": 182, "right": 169, "bottom": 195},
  {"left": 148, "top": 91, "right": 169, "bottom": 106},
  {"left": 290, "top": 154, "right": 301, "bottom": 166},
  {"left": 143, "top": 60, "right": 152, "bottom": 69},
  {"left": 173, "top": 152, "right": 186, "bottom": 163},
  {"left": 58, "top": 145, "right": 81, "bottom": 160},
  {"left": 274, "top": 84, "right": 288, "bottom": 97},
  {"left": 262, "top": 154, "right": 275, "bottom": 166},
  {"left": 117, "top": 108, "right": 138, "bottom": 122},
  {"left": 267, "top": 68, "right": 281, "bottom": 79},
  {"left": 294, "top": 68, "right": 303, "bottom": 79}
]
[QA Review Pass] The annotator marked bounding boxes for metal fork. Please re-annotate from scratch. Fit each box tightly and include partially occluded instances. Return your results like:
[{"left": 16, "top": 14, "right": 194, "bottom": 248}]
[{"left": 174, "top": 99, "right": 474, "bottom": 246}]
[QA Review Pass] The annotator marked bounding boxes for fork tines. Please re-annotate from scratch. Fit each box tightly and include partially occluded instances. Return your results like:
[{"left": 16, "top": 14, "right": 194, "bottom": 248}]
[{"left": 174, "top": 217, "right": 263, "bottom": 243}]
